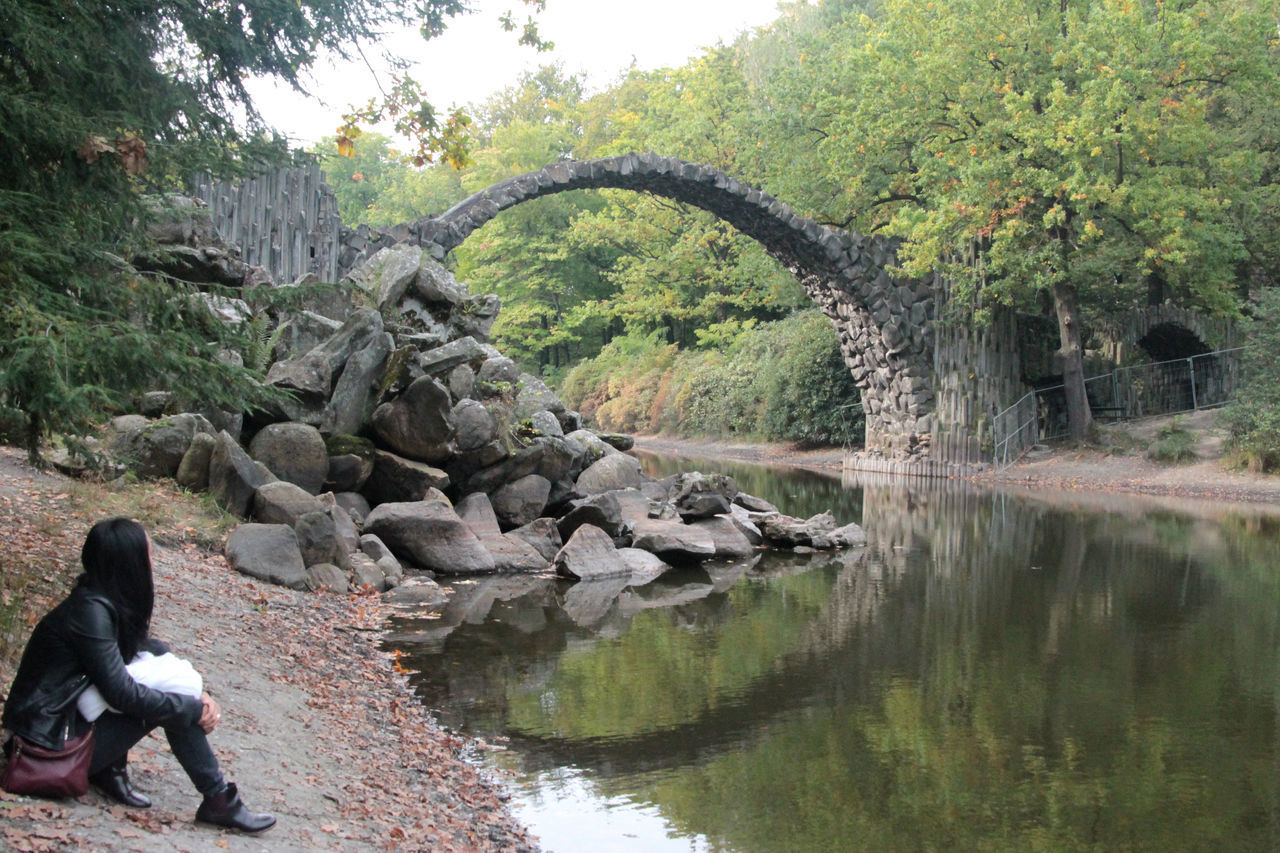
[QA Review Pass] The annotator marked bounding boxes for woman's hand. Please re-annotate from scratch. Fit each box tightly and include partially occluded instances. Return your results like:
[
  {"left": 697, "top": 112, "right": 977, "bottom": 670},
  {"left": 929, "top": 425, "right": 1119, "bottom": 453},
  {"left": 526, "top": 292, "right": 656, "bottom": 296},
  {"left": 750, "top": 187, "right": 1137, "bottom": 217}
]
[{"left": 199, "top": 692, "right": 222, "bottom": 734}]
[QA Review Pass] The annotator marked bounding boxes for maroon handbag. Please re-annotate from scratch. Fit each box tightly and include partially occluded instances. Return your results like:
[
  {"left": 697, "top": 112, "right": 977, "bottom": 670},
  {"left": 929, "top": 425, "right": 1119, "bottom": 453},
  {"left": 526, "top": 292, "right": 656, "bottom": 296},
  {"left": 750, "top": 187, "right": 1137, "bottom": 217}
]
[{"left": 1, "top": 727, "right": 96, "bottom": 798}]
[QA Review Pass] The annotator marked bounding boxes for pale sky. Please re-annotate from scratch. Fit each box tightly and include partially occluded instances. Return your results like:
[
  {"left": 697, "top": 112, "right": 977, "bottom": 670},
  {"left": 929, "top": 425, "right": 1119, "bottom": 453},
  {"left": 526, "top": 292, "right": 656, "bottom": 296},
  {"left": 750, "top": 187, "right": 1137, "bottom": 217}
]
[{"left": 246, "top": 0, "right": 785, "bottom": 149}]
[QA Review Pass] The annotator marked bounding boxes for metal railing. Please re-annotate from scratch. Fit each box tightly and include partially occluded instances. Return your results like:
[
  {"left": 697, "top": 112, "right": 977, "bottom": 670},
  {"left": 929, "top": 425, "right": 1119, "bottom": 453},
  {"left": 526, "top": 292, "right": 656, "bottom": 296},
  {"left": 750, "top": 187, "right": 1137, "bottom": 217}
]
[
  {"left": 992, "top": 347, "right": 1243, "bottom": 470},
  {"left": 840, "top": 402, "right": 865, "bottom": 453}
]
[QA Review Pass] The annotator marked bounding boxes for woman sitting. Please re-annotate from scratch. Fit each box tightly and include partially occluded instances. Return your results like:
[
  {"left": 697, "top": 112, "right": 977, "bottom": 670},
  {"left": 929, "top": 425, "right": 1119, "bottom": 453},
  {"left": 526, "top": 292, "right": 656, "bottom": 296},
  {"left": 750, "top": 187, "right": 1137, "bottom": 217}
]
[{"left": 2, "top": 517, "right": 274, "bottom": 833}]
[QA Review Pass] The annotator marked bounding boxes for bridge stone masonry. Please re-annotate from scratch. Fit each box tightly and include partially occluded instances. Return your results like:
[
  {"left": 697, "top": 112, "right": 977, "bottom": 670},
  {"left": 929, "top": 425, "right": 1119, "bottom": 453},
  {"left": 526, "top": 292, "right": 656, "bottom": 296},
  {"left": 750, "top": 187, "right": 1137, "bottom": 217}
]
[
  {"left": 398, "top": 153, "right": 1021, "bottom": 473},
  {"left": 199, "top": 154, "right": 1027, "bottom": 473}
]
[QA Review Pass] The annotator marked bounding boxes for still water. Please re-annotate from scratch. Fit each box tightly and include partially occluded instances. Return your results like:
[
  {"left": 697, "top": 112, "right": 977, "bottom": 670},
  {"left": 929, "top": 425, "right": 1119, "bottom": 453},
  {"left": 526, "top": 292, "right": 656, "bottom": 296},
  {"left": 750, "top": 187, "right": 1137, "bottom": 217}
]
[{"left": 388, "top": 451, "right": 1280, "bottom": 852}]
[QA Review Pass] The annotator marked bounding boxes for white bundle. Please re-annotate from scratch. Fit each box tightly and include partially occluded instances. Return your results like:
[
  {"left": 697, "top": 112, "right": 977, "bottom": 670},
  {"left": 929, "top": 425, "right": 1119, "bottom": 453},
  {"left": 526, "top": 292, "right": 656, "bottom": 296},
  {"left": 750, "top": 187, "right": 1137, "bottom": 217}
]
[{"left": 76, "top": 651, "right": 204, "bottom": 722}]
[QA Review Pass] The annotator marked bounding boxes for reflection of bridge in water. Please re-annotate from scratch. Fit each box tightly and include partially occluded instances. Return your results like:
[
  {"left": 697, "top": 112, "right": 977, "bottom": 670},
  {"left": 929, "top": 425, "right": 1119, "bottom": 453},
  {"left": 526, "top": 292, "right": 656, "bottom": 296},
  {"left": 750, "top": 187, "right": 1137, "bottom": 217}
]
[{"left": 388, "top": 476, "right": 1234, "bottom": 778}]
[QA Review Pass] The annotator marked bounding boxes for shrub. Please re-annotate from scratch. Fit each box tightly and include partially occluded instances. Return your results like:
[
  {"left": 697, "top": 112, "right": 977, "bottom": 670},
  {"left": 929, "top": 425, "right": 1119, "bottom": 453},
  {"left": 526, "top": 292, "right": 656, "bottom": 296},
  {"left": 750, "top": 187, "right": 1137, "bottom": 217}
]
[
  {"left": 557, "top": 310, "right": 862, "bottom": 446},
  {"left": 1146, "top": 420, "right": 1198, "bottom": 464},
  {"left": 1223, "top": 289, "right": 1280, "bottom": 471}
]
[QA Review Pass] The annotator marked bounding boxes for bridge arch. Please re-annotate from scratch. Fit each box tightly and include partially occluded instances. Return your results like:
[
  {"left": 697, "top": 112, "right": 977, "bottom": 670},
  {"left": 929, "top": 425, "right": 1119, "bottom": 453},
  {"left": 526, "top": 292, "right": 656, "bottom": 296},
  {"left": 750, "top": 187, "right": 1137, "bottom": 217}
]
[{"left": 399, "top": 153, "right": 943, "bottom": 462}]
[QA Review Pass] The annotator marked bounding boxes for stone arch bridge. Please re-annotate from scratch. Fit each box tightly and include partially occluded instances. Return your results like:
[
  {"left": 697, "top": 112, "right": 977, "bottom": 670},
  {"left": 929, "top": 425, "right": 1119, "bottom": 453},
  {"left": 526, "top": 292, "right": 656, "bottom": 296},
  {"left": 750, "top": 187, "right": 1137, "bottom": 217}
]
[
  {"left": 391, "top": 153, "right": 1019, "bottom": 472},
  {"left": 199, "top": 154, "right": 1024, "bottom": 471}
]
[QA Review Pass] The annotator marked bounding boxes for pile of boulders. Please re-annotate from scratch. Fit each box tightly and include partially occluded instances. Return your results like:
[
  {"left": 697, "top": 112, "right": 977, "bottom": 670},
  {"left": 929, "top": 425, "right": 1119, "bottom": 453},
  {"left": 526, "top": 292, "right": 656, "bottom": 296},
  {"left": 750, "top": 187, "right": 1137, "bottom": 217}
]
[{"left": 92, "top": 223, "right": 866, "bottom": 604}]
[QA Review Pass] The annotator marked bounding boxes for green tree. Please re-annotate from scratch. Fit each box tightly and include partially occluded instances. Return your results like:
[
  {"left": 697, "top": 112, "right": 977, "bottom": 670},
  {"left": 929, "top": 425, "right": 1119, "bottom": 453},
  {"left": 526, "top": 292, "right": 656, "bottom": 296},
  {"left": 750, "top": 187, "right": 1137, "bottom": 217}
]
[
  {"left": 762, "top": 0, "right": 1278, "bottom": 438},
  {"left": 1223, "top": 289, "right": 1280, "bottom": 471},
  {"left": 0, "top": 0, "right": 537, "bottom": 460},
  {"left": 316, "top": 133, "right": 410, "bottom": 225},
  {"left": 451, "top": 69, "right": 617, "bottom": 374}
]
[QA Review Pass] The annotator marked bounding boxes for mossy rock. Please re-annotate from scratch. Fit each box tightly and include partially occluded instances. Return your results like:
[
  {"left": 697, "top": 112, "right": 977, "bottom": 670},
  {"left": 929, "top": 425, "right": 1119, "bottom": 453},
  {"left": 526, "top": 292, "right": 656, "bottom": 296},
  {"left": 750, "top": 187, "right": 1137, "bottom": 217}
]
[
  {"left": 324, "top": 433, "right": 376, "bottom": 459},
  {"left": 375, "top": 346, "right": 417, "bottom": 404}
]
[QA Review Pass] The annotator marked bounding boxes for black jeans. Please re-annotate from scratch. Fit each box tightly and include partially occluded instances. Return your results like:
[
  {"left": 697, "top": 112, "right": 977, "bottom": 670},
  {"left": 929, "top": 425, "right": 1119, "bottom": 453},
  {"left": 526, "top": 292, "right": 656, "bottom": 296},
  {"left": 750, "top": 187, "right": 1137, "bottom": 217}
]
[{"left": 89, "top": 712, "right": 225, "bottom": 797}]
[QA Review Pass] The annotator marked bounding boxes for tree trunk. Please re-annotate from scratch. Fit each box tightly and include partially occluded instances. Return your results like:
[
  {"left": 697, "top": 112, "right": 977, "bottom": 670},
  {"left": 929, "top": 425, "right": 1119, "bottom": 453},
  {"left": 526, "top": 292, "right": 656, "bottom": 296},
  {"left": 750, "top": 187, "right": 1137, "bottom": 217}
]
[{"left": 1052, "top": 281, "right": 1092, "bottom": 440}]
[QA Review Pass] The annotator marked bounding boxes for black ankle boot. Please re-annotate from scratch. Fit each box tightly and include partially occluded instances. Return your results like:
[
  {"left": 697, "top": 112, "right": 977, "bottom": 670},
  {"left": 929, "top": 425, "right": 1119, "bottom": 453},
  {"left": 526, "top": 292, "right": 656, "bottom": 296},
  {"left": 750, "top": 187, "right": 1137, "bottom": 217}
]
[
  {"left": 195, "top": 782, "right": 276, "bottom": 833},
  {"left": 90, "top": 759, "right": 151, "bottom": 808}
]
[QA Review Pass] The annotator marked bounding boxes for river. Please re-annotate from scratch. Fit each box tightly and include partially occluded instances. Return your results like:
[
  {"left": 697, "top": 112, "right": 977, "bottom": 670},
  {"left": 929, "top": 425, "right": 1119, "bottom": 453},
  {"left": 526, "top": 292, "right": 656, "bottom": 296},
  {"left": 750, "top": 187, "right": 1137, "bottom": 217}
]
[{"left": 386, "top": 449, "right": 1280, "bottom": 852}]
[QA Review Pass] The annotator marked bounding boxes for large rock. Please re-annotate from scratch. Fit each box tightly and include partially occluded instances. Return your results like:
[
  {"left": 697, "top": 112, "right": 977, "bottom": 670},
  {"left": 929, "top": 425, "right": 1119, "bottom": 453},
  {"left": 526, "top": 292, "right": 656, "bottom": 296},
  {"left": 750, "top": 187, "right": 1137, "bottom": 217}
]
[
  {"left": 305, "top": 563, "right": 349, "bottom": 593},
  {"left": 249, "top": 422, "right": 329, "bottom": 494},
  {"left": 532, "top": 436, "right": 580, "bottom": 484},
  {"left": 669, "top": 472, "right": 738, "bottom": 521},
  {"left": 349, "top": 552, "right": 389, "bottom": 592},
  {"left": 553, "top": 525, "right": 630, "bottom": 581},
  {"left": 476, "top": 356, "right": 521, "bottom": 389},
  {"left": 310, "top": 307, "right": 386, "bottom": 377},
  {"left": 208, "top": 431, "right": 278, "bottom": 518},
  {"left": 448, "top": 364, "right": 476, "bottom": 401},
  {"left": 617, "top": 548, "right": 671, "bottom": 584},
  {"left": 324, "top": 434, "right": 376, "bottom": 493},
  {"left": 324, "top": 330, "right": 391, "bottom": 436},
  {"left": 327, "top": 502, "right": 361, "bottom": 553},
  {"left": 413, "top": 257, "right": 467, "bottom": 306},
  {"left": 275, "top": 311, "right": 342, "bottom": 361},
  {"left": 455, "top": 493, "right": 547, "bottom": 572},
  {"left": 371, "top": 376, "right": 456, "bottom": 463},
  {"left": 728, "top": 503, "right": 764, "bottom": 545},
  {"left": 576, "top": 453, "right": 646, "bottom": 494},
  {"left": 295, "top": 511, "right": 348, "bottom": 569},
  {"left": 453, "top": 293, "right": 500, "bottom": 342},
  {"left": 463, "top": 443, "right": 544, "bottom": 494},
  {"left": 688, "top": 516, "right": 756, "bottom": 560},
  {"left": 557, "top": 492, "right": 626, "bottom": 543},
  {"left": 734, "top": 492, "right": 779, "bottom": 514},
  {"left": 757, "top": 510, "right": 834, "bottom": 548},
  {"left": 491, "top": 474, "right": 551, "bottom": 528},
  {"left": 363, "top": 449, "right": 450, "bottom": 505},
  {"left": 265, "top": 351, "right": 331, "bottom": 401},
  {"left": 452, "top": 399, "right": 498, "bottom": 451},
  {"left": 111, "top": 413, "right": 214, "bottom": 479},
  {"left": 360, "top": 534, "right": 404, "bottom": 583},
  {"left": 515, "top": 373, "right": 565, "bottom": 418},
  {"left": 225, "top": 524, "right": 307, "bottom": 589},
  {"left": 175, "top": 431, "right": 217, "bottom": 491},
  {"left": 564, "top": 430, "right": 618, "bottom": 466},
  {"left": 830, "top": 522, "right": 868, "bottom": 548},
  {"left": 345, "top": 244, "right": 423, "bottom": 313},
  {"left": 253, "top": 481, "right": 326, "bottom": 526},
  {"left": 630, "top": 517, "right": 716, "bottom": 563},
  {"left": 507, "top": 518, "right": 563, "bottom": 563},
  {"left": 335, "top": 492, "right": 373, "bottom": 524},
  {"left": 418, "top": 336, "right": 486, "bottom": 377},
  {"left": 364, "top": 500, "right": 496, "bottom": 574},
  {"left": 609, "top": 488, "right": 658, "bottom": 524},
  {"left": 530, "top": 410, "right": 563, "bottom": 437},
  {"left": 598, "top": 433, "right": 635, "bottom": 452}
]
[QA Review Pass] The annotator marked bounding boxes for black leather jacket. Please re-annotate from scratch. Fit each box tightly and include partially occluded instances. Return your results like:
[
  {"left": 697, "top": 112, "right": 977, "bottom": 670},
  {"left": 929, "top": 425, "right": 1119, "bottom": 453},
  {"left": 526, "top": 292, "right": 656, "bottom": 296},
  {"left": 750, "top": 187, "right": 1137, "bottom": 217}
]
[{"left": 2, "top": 585, "right": 202, "bottom": 750}]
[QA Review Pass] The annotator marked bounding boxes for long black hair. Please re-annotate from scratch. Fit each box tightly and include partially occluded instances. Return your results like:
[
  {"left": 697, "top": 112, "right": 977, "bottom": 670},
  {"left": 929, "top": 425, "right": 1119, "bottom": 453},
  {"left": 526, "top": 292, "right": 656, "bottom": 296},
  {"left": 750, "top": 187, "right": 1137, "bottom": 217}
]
[{"left": 79, "top": 517, "right": 154, "bottom": 662}]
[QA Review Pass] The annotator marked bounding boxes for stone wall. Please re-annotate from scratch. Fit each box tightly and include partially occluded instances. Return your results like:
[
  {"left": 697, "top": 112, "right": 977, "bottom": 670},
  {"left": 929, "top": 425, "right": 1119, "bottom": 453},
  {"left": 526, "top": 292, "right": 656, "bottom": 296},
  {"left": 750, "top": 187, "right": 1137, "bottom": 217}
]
[{"left": 192, "top": 165, "right": 344, "bottom": 285}]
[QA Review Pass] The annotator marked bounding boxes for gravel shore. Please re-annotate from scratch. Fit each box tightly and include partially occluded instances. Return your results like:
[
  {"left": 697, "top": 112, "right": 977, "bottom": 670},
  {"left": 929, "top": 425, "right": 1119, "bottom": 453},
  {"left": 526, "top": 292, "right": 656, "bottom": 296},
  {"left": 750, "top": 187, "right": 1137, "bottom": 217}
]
[{"left": 0, "top": 448, "right": 539, "bottom": 853}]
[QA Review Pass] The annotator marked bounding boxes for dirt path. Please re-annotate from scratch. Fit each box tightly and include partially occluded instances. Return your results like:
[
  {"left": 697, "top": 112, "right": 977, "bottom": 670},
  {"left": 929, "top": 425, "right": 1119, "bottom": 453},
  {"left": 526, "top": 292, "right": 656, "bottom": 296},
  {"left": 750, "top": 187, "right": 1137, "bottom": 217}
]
[
  {"left": 972, "top": 409, "right": 1280, "bottom": 506},
  {"left": 0, "top": 448, "right": 537, "bottom": 853}
]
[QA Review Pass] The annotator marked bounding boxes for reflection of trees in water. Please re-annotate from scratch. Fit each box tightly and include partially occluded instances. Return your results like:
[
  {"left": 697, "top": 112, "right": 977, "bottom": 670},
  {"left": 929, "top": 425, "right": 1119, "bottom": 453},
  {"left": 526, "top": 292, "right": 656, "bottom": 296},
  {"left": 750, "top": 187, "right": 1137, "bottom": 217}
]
[{"left": 391, "top": 459, "right": 1280, "bottom": 852}]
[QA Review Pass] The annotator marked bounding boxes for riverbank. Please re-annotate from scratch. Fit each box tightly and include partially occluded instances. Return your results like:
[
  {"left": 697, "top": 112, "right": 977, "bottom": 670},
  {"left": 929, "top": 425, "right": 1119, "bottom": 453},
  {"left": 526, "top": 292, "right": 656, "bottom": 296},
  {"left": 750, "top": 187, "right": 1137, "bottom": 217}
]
[
  {"left": 636, "top": 409, "right": 1280, "bottom": 507},
  {"left": 0, "top": 447, "right": 538, "bottom": 853}
]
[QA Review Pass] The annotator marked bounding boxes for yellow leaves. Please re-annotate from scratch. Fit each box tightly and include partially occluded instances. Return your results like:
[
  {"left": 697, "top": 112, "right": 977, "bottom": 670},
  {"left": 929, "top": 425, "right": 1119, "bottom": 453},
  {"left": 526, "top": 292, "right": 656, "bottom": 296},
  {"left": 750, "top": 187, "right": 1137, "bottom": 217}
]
[
  {"left": 1083, "top": 219, "right": 1102, "bottom": 239},
  {"left": 1090, "top": 146, "right": 1103, "bottom": 157},
  {"left": 335, "top": 136, "right": 355, "bottom": 158},
  {"left": 77, "top": 132, "right": 147, "bottom": 174},
  {"left": 77, "top": 135, "right": 113, "bottom": 163}
]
